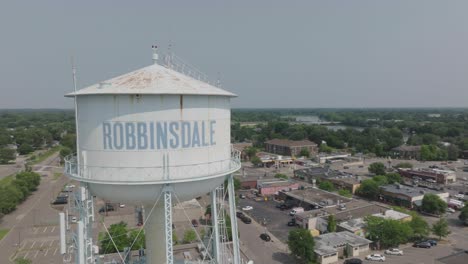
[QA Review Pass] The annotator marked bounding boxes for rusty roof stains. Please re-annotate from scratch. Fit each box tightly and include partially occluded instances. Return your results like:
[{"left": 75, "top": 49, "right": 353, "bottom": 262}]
[{"left": 66, "top": 63, "right": 236, "bottom": 97}]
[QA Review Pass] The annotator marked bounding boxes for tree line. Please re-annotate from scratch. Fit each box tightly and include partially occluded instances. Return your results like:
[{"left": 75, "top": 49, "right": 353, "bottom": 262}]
[{"left": 0, "top": 171, "right": 41, "bottom": 217}]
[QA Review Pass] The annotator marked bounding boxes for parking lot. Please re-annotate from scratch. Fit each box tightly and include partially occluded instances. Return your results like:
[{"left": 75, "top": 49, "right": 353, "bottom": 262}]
[{"left": 238, "top": 192, "right": 297, "bottom": 242}]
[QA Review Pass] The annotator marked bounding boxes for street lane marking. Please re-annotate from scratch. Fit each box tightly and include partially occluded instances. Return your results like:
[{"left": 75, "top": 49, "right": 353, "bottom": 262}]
[
  {"left": 43, "top": 227, "right": 48, "bottom": 233},
  {"left": 33, "top": 227, "right": 39, "bottom": 234},
  {"left": 24, "top": 250, "right": 30, "bottom": 258},
  {"left": 51, "top": 226, "right": 56, "bottom": 233},
  {"left": 34, "top": 250, "right": 39, "bottom": 258},
  {"left": 40, "top": 241, "right": 46, "bottom": 248},
  {"left": 53, "top": 247, "right": 58, "bottom": 255},
  {"left": 30, "top": 241, "right": 36, "bottom": 249},
  {"left": 44, "top": 248, "right": 49, "bottom": 256},
  {"left": 49, "top": 240, "right": 54, "bottom": 247}
]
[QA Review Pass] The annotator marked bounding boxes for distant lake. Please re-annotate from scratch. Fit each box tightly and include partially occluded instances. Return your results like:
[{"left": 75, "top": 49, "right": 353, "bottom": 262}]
[{"left": 287, "top": 115, "right": 364, "bottom": 132}]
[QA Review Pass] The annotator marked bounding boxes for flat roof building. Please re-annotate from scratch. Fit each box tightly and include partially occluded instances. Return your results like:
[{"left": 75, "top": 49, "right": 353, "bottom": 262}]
[
  {"left": 315, "top": 231, "right": 372, "bottom": 264},
  {"left": 398, "top": 168, "right": 456, "bottom": 184},
  {"left": 380, "top": 184, "right": 449, "bottom": 208},
  {"left": 265, "top": 139, "right": 318, "bottom": 157}
]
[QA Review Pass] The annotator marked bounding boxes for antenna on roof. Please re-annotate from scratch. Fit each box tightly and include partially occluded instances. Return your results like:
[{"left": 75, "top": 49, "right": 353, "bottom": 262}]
[
  {"left": 165, "top": 42, "right": 173, "bottom": 69},
  {"left": 152, "top": 45, "right": 158, "bottom": 64},
  {"left": 70, "top": 56, "right": 80, "bottom": 175}
]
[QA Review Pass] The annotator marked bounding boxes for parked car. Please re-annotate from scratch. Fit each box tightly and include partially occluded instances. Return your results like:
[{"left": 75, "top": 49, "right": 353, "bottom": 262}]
[
  {"left": 366, "top": 254, "right": 385, "bottom": 261},
  {"left": 52, "top": 197, "right": 68, "bottom": 205},
  {"left": 98, "top": 204, "right": 115, "bottom": 213},
  {"left": 242, "top": 206, "right": 253, "bottom": 211},
  {"left": 287, "top": 221, "right": 296, "bottom": 226},
  {"left": 413, "top": 241, "right": 431, "bottom": 248},
  {"left": 191, "top": 219, "right": 199, "bottom": 227},
  {"left": 344, "top": 258, "right": 363, "bottom": 264},
  {"left": 447, "top": 208, "right": 456, "bottom": 213},
  {"left": 384, "top": 248, "right": 403, "bottom": 255},
  {"left": 289, "top": 207, "right": 304, "bottom": 216},
  {"left": 239, "top": 194, "right": 246, "bottom": 199},
  {"left": 236, "top": 211, "right": 245, "bottom": 218},
  {"left": 240, "top": 215, "right": 252, "bottom": 224},
  {"left": 71, "top": 216, "right": 77, "bottom": 223},
  {"left": 455, "top": 194, "right": 465, "bottom": 199},
  {"left": 424, "top": 239, "right": 437, "bottom": 246},
  {"left": 260, "top": 233, "right": 271, "bottom": 242}
]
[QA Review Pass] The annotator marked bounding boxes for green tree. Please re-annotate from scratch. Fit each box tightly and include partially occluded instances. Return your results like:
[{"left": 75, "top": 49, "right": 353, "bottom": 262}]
[
  {"left": 327, "top": 215, "right": 336, "bottom": 233},
  {"left": 365, "top": 216, "right": 413, "bottom": 248},
  {"left": 318, "top": 181, "right": 335, "bottom": 192},
  {"left": 287, "top": 229, "right": 315, "bottom": 264},
  {"left": 128, "top": 229, "right": 146, "bottom": 250},
  {"left": 245, "top": 147, "right": 257, "bottom": 160},
  {"left": 299, "top": 148, "right": 310, "bottom": 157},
  {"left": 251, "top": 156, "right": 262, "bottom": 167},
  {"left": 356, "top": 179, "right": 380, "bottom": 200},
  {"left": 395, "top": 162, "right": 413, "bottom": 169},
  {"left": 446, "top": 144, "right": 459, "bottom": 161},
  {"left": 458, "top": 206, "right": 468, "bottom": 225},
  {"left": 100, "top": 222, "right": 130, "bottom": 253},
  {"left": 338, "top": 189, "right": 352, "bottom": 198},
  {"left": 59, "top": 146, "right": 72, "bottom": 162},
  {"left": 432, "top": 218, "right": 451, "bottom": 240},
  {"left": 409, "top": 214, "right": 430, "bottom": 239},
  {"left": 172, "top": 232, "right": 179, "bottom": 245},
  {"left": 421, "top": 194, "right": 447, "bottom": 215},
  {"left": 319, "top": 144, "right": 333, "bottom": 153},
  {"left": 0, "top": 148, "right": 15, "bottom": 164},
  {"left": 372, "top": 175, "right": 389, "bottom": 186},
  {"left": 274, "top": 173, "right": 288, "bottom": 180},
  {"left": 368, "top": 162, "right": 386, "bottom": 175},
  {"left": 183, "top": 229, "right": 197, "bottom": 244},
  {"left": 385, "top": 173, "right": 402, "bottom": 184},
  {"left": 17, "top": 144, "right": 34, "bottom": 155}
]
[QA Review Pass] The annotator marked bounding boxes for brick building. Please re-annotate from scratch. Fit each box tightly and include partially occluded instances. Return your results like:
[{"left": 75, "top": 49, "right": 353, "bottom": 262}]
[{"left": 264, "top": 139, "right": 318, "bottom": 157}]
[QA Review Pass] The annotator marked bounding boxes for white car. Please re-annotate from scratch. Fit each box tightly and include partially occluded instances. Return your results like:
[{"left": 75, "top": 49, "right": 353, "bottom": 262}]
[
  {"left": 242, "top": 206, "right": 253, "bottom": 211},
  {"left": 71, "top": 216, "right": 77, "bottom": 223},
  {"left": 119, "top": 203, "right": 126, "bottom": 208},
  {"left": 455, "top": 194, "right": 465, "bottom": 199},
  {"left": 366, "top": 254, "right": 386, "bottom": 261},
  {"left": 447, "top": 208, "right": 456, "bottom": 213},
  {"left": 385, "top": 248, "right": 403, "bottom": 255}
]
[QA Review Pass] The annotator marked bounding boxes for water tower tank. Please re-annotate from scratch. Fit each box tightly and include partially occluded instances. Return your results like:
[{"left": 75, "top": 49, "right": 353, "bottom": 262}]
[{"left": 64, "top": 48, "right": 241, "bottom": 263}]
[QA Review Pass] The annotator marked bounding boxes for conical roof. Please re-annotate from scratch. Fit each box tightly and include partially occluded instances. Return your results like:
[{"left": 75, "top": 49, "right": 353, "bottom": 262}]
[{"left": 66, "top": 63, "right": 236, "bottom": 97}]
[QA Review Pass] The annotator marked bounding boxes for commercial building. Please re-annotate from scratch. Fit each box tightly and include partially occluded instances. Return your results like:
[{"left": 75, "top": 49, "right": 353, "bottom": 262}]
[
  {"left": 264, "top": 139, "right": 318, "bottom": 157},
  {"left": 257, "top": 179, "right": 299, "bottom": 195},
  {"left": 314, "top": 231, "right": 372, "bottom": 264},
  {"left": 392, "top": 145, "right": 421, "bottom": 160},
  {"left": 316, "top": 153, "right": 352, "bottom": 164},
  {"left": 337, "top": 218, "right": 366, "bottom": 237},
  {"left": 294, "top": 167, "right": 362, "bottom": 194},
  {"left": 398, "top": 168, "right": 456, "bottom": 184},
  {"left": 380, "top": 184, "right": 449, "bottom": 208}
]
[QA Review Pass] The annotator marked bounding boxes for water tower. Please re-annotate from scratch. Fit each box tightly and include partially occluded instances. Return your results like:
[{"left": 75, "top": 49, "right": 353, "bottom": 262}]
[{"left": 64, "top": 46, "right": 242, "bottom": 264}]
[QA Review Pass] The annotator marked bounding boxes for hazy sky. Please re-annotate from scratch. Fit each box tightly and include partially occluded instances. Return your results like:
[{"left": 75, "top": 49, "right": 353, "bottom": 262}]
[{"left": 1, "top": 0, "right": 468, "bottom": 109}]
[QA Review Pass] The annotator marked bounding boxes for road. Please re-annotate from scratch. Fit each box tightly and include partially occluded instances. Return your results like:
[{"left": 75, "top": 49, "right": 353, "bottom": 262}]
[
  {"left": 237, "top": 215, "right": 294, "bottom": 264},
  {"left": 0, "top": 152, "right": 69, "bottom": 263}
]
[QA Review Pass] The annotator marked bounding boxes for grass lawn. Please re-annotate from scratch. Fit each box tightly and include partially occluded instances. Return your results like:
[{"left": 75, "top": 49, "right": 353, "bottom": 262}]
[
  {"left": 0, "top": 174, "right": 15, "bottom": 187},
  {"left": 0, "top": 229, "right": 10, "bottom": 241}
]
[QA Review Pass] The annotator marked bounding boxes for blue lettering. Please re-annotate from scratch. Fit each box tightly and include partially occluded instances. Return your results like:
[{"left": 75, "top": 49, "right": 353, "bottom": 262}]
[
  {"left": 156, "top": 122, "right": 167, "bottom": 150},
  {"left": 192, "top": 122, "right": 201, "bottom": 147},
  {"left": 210, "top": 120, "right": 216, "bottom": 145},
  {"left": 137, "top": 122, "right": 148, "bottom": 150},
  {"left": 169, "top": 122, "right": 179, "bottom": 148},
  {"left": 149, "top": 122, "right": 155, "bottom": 150},
  {"left": 181, "top": 121, "right": 191, "bottom": 148},
  {"left": 201, "top": 121, "right": 209, "bottom": 147},
  {"left": 125, "top": 123, "right": 136, "bottom": 150},
  {"left": 113, "top": 122, "right": 124, "bottom": 150},
  {"left": 103, "top": 122, "right": 112, "bottom": 149}
]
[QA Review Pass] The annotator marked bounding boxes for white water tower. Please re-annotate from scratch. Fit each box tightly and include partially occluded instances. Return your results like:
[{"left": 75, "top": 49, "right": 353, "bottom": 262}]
[{"left": 64, "top": 46, "right": 241, "bottom": 264}]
